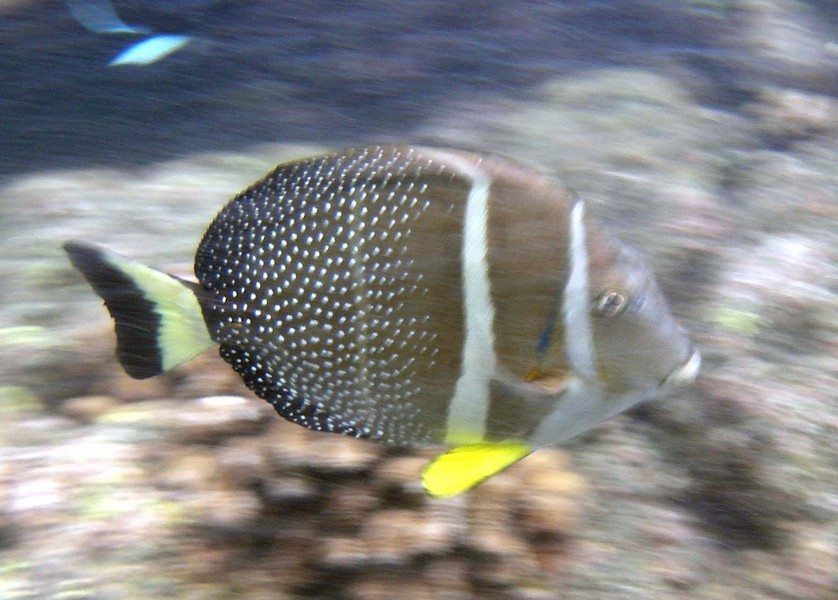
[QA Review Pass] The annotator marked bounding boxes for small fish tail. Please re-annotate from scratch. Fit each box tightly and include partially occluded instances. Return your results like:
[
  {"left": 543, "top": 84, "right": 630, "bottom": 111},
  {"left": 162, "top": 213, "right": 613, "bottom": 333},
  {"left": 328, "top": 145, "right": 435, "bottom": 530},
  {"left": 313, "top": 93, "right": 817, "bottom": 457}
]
[{"left": 63, "top": 241, "right": 214, "bottom": 379}]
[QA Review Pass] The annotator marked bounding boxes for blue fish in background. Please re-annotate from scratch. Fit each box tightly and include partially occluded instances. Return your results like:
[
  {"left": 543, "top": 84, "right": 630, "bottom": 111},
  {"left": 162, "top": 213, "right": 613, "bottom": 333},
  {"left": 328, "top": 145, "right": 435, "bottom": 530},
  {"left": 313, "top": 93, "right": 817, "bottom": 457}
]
[
  {"left": 108, "top": 34, "right": 193, "bottom": 66},
  {"left": 65, "top": 0, "right": 150, "bottom": 34},
  {"left": 65, "top": 0, "right": 193, "bottom": 66}
]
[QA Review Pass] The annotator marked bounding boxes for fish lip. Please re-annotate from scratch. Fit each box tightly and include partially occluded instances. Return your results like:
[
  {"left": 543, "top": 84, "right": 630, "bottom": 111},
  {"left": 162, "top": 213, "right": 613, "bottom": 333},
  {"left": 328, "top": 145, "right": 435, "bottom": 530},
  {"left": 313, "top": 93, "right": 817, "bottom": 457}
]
[{"left": 661, "top": 347, "right": 701, "bottom": 389}]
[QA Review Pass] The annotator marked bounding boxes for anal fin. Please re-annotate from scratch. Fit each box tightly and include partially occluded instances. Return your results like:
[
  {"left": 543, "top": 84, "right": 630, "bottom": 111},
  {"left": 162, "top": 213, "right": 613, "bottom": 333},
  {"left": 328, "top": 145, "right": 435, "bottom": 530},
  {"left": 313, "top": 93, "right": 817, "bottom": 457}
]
[{"left": 422, "top": 443, "right": 531, "bottom": 497}]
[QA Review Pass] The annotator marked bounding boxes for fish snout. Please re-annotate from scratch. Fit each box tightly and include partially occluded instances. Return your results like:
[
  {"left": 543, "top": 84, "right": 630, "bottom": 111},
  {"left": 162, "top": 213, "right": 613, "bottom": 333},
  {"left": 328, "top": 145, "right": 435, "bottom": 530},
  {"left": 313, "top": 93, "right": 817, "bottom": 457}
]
[{"left": 660, "top": 347, "right": 701, "bottom": 390}]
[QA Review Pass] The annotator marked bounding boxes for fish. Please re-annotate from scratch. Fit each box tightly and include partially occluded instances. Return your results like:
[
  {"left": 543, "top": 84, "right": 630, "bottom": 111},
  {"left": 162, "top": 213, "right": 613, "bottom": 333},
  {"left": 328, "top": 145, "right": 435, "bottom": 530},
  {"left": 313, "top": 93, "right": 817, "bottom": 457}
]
[
  {"left": 65, "top": 0, "right": 191, "bottom": 66},
  {"left": 65, "top": 0, "right": 150, "bottom": 35},
  {"left": 108, "top": 34, "right": 193, "bottom": 67},
  {"left": 64, "top": 145, "right": 700, "bottom": 497}
]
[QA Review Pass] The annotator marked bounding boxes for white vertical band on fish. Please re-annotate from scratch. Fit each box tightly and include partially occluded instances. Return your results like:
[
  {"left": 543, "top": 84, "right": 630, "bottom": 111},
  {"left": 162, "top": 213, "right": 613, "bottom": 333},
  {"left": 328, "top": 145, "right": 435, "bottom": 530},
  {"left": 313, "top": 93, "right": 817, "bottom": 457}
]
[
  {"left": 562, "top": 200, "right": 598, "bottom": 382},
  {"left": 442, "top": 157, "right": 497, "bottom": 444}
]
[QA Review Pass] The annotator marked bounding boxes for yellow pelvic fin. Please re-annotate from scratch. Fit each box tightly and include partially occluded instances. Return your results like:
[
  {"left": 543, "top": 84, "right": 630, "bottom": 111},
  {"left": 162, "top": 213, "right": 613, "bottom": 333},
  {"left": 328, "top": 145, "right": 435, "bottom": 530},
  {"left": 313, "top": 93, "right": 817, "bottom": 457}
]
[{"left": 422, "top": 443, "right": 531, "bottom": 498}]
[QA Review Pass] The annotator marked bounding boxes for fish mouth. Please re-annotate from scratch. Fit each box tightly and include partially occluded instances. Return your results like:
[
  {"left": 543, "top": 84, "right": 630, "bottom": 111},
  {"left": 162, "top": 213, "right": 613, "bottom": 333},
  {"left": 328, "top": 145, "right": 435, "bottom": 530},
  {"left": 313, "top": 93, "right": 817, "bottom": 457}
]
[{"left": 661, "top": 347, "right": 701, "bottom": 389}]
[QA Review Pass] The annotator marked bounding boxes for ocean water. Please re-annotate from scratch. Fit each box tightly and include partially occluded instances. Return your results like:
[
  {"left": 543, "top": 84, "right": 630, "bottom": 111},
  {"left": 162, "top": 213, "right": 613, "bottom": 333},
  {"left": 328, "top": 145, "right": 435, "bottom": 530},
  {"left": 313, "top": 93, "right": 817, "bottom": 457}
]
[
  {"left": 1, "top": 0, "right": 832, "bottom": 176},
  {"left": 0, "top": 1, "right": 836, "bottom": 598}
]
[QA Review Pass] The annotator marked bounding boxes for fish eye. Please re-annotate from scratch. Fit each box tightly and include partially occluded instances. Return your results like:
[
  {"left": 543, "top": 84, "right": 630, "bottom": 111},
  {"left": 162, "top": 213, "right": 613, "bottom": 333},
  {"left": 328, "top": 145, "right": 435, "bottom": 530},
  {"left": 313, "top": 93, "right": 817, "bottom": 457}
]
[{"left": 593, "top": 289, "right": 629, "bottom": 318}]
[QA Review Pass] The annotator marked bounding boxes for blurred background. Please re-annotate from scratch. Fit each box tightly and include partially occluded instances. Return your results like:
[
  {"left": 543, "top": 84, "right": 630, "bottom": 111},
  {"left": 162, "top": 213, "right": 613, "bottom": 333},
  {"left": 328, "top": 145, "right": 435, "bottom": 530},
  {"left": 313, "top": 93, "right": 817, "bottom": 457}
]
[{"left": 0, "top": 1, "right": 836, "bottom": 598}]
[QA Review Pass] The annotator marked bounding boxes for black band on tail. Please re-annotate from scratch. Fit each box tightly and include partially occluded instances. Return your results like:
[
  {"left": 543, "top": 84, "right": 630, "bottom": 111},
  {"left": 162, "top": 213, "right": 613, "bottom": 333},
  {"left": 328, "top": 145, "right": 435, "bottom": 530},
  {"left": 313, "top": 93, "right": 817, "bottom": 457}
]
[{"left": 64, "top": 241, "right": 164, "bottom": 379}]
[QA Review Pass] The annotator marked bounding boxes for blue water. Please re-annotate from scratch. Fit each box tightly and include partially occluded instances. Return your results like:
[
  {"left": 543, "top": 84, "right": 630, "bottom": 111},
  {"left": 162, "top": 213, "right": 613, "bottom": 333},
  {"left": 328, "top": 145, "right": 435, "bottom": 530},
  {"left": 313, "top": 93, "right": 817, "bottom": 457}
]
[{"left": 2, "top": 0, "right": 834, "bottom": 177}]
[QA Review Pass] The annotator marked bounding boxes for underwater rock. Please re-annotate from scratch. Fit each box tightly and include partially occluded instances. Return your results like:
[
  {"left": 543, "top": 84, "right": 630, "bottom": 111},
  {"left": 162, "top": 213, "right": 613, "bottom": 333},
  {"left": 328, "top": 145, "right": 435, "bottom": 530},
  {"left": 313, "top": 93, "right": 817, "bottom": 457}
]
[
  {"left": 94, "top": 398, "right": 181, "bottom": 430},
  {"left": 517, "top": 491, "right": 583, "bottom": 544},
  {"left": 101, "top": 362, "right": 171, "bottom": 403},
  {"left": 728, "top": 151, "right": 838, "bottom": 240},
  {"left": 158, "top": 445, "right": 266, "bottom": 531},
  {"left": 647, "top": 376, "right": 807, "bottom": 549},
  {"left": 59, "top": 394, "right": 118, "bottom": 423},
  {"left": 422, "top": 558, "right": 473, "bottom": 599},
  {"left": 747, "top": 87, "right": 837, "bottom": 140},
  {"left": 512, "top": 452, "right": 587, "bottom": 543},
  {"left": 161, "top": 395, "right": 273, "bottom": 443},
  {"left": 215, "top": 435, "right": 271, "bottom": 488},
  {"left": 728, "top": 0, "right": 838, "bottom": 90},
  {"left": 321, "top": 482, "right": 380, "bottom": 530},
  {"left": 158, "top": 446, "right": 224, "bottom": 492},
  {"left": 259, "top": 475, "right": 320, "bottom": 508},
  {"left": 181, "top": 487, "right": 263, "bottom": 531},
  {"left": 358, "top": 508, "right": 459, "bottom": 564},
  {"left": 0, "top": 385, "right": 44, "bottom": 418},
  {"left": 266, "top": 421, "right": 380, "bottom": 476},
  {"left": 466, "top": 478, "right": 522, "bottom": 558},
  {"left": 346, "top": 573, "right": 446, "bottom": 600},
  {"left": 302, "top": 436, "right": 381, "bottom": 476},
  {"left": 423, "top": 67, "right": 748, "bottom": 198},
  {"left": 711, "top": 234, "right": 835, "bottom": 359},
  {"left": 317, "top": 535, "right": 369, "bottom": 571},
  {"left": 786, "top": 528, "right": 838, "bottom": 598},
  {"left": 372, "top": 453, "right": 433, "bottom": 499},
  {"left": 461, "top": 452, "right": 587, "bottom": 590},
  {"left": 468, "top": 529, "right": 542, "bottom": 590}
]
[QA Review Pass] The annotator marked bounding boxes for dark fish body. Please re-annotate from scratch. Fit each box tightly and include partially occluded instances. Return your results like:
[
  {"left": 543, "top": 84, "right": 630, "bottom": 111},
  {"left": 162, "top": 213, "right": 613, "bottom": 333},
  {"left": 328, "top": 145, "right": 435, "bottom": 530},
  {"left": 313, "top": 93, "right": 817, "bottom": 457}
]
[{"left": 65, "top": 145, "right": 699, "bottom": 496}]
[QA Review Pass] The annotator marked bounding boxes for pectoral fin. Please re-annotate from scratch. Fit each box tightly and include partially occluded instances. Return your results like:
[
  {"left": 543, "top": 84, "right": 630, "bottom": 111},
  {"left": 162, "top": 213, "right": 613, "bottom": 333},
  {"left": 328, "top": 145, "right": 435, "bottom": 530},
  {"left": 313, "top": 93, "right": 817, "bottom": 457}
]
[{"left": 422, "top": 443, "right": 531, "bottom": 497}]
